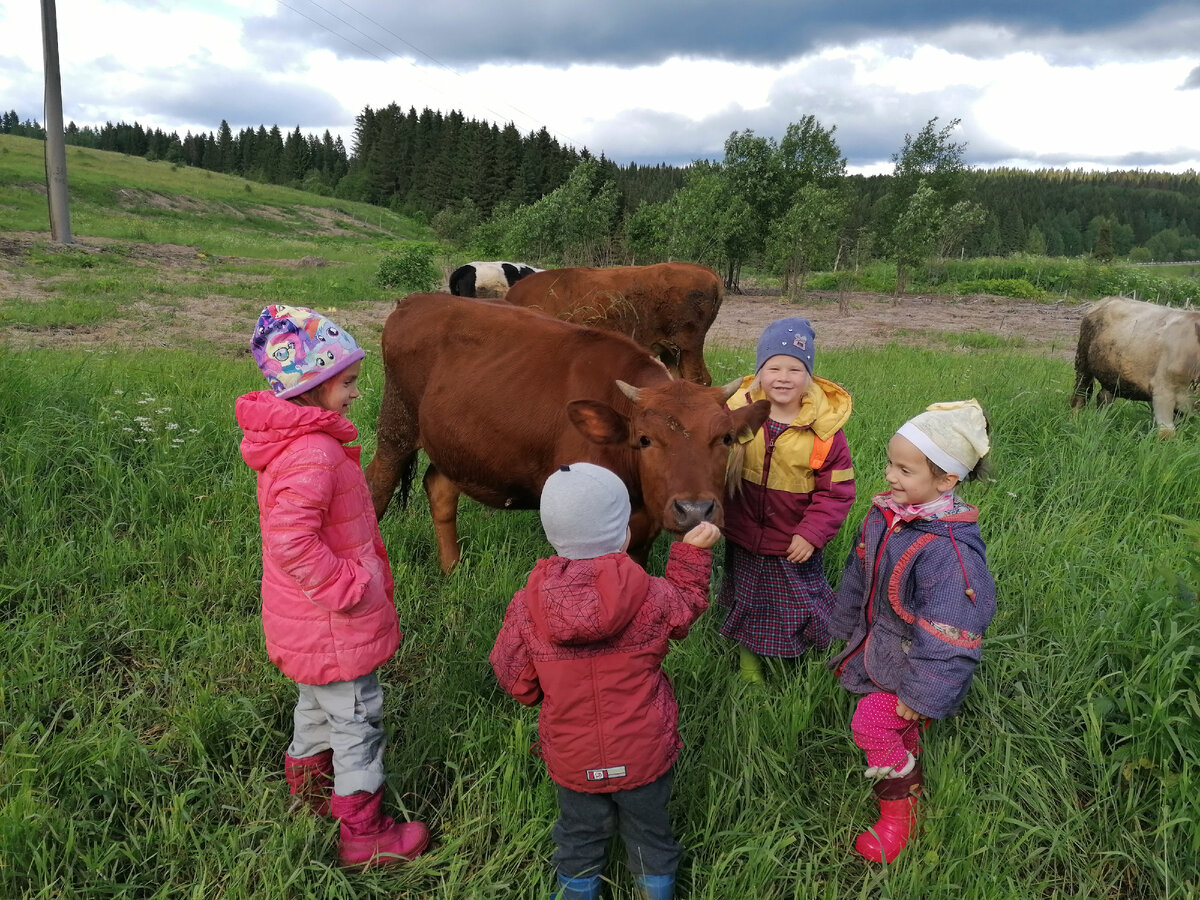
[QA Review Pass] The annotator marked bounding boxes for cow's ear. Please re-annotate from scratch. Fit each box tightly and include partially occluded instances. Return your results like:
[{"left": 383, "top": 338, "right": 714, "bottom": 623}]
[
  {"left": 731, "top": 398, "right": 771, "bottom": 441},
  {"left": 568, "top": 399, "right": 630, "bottom": 445}
]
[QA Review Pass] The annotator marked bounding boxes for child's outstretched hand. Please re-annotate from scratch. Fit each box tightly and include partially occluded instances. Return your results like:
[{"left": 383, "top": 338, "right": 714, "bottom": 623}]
[{"left": 682, "top": 521, "right": 721, "bottom": 549}]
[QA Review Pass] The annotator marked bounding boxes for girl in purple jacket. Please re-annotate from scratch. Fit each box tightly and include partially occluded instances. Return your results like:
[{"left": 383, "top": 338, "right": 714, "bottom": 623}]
[
  {"left": 829, "top": 399, "right": 996, "bottom": 864},
  {"left": 236, "top": 305, "right": 428, "bottom": 868},
  {"left": 720, "top": 318, "right": 856, "bottom": 683}
]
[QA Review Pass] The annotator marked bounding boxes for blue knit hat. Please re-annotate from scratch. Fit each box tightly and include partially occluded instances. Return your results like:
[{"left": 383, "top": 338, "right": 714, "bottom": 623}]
[
  {"left": 251, "top": 305, "right": 365, "bottom": 399},
  {"left": 755, "top": 317, "right": 815, "bottom": 374}
]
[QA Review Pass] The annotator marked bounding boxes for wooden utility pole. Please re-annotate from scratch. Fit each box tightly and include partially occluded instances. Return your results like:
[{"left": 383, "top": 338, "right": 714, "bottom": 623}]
[{"left": 40, "top": 0, "right": 72, "bottom": 243}]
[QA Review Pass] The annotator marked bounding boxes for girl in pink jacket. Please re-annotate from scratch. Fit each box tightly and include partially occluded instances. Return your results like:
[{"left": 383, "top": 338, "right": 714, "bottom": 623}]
[{"left": 236, "top": 305, "right": 428, "bottom": 867}]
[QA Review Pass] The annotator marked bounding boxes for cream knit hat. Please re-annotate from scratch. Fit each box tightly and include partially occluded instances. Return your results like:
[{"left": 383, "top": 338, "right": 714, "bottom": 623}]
[{"left": 896, "top": 399, "right": 990, "bottom": 480}]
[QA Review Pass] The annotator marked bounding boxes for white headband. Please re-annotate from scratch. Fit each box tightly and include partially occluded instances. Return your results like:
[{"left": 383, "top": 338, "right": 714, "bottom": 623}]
[{"left": 896, "top": 422, "right": 970, "bottom": 479}]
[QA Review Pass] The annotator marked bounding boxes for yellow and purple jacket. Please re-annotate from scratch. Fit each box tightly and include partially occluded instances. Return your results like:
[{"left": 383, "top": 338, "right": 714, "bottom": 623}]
[{"left": 723, "top": 374, "right": 856, "bottom": 556}]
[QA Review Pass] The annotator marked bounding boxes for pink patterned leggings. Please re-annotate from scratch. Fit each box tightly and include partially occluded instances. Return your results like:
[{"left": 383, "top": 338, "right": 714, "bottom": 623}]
[{"left": 851, "top": 692, "right": 924, "bottom": 769}]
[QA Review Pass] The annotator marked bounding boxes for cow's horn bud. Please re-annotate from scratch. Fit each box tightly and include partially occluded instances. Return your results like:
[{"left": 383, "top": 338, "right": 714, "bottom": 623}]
[
  {"left": 717, "top": 378, "right": 743, "bottom": 403},
  {"left": 616, "top": 380, "right": 641, "bottom": 403}
]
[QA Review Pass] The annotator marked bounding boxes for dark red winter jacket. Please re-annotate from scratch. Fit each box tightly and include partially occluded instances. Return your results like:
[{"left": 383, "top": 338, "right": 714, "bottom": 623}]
[{"left": 489, "top": 543, "right": 712, "bottom": 793}]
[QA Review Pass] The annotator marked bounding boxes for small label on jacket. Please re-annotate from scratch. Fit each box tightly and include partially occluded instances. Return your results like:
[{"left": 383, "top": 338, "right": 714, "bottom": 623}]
[{"left": 585, "top": 765, "right": 627, "bottom": 781}]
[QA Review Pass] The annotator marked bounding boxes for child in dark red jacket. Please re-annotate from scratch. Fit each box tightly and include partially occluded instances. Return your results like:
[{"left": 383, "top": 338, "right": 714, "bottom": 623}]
[{"left": 490, "top": 463, "right": 719, "bottom": 900}]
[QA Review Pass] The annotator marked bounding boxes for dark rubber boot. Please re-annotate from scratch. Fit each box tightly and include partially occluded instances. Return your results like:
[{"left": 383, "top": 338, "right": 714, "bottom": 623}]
[
  {"left": 551, "top": 873, "right": 602, "bottom": 900},
  {"left": 635, "top": 872, "right": 675, "bottom": 899}
]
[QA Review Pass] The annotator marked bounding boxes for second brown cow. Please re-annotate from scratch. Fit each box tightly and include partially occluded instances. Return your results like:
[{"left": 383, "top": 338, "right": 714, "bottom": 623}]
[{"left": 502, "top": 261, "right": 724, "bottom": 385}]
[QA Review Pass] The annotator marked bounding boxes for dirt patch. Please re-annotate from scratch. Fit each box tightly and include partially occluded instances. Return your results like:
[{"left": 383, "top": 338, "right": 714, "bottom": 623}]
[
  {"left": 709, "top": 285, "right": 1085, "bottom": 360},
  {"left": 0, "top": 234, "right": 1087, "bottom": 358}
]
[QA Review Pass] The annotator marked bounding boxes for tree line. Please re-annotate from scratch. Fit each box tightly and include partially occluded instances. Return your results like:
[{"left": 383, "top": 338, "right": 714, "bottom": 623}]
[{"left": 4, "top": 106, "right": 1199, "bottom": 283}]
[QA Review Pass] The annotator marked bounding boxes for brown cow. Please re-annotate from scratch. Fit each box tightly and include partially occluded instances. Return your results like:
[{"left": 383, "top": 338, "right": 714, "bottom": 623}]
[
  {"left": 1071, "top": 296, "right": 1200, "bottom": 436},
  {"left": 503, "top": 262, "right": 724, "bottom": 385},
  {"left": 365, "top": 293, "right": 769, "bottom": 572}
]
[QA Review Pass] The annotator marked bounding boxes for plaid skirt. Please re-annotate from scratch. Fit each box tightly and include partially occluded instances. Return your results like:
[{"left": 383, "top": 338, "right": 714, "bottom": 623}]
[{"left": 718, "top": 541, "right": 835, "bottom": 658}]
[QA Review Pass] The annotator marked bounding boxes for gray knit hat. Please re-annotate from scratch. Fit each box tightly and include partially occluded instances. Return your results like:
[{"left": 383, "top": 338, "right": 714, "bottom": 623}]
[
  {"left": 755, "top": 317, "right": 816, "bottom": 374},
  {"left": 539, "top": 463, "right": 631, "bottom": 560}
]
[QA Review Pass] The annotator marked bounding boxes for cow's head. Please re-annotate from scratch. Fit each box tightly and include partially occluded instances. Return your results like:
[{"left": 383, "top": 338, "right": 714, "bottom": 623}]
[{"left": 567, "top": 378, "right": 770, "bottom": 533}]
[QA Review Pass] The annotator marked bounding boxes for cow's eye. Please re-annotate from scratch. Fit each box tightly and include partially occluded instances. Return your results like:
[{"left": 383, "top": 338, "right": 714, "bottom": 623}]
[
  {"left": 639, "top": 435, "right": 652, "bottom": 448},
  {"left": 722, "top": 432, "right": 734, "bottom": 446}
]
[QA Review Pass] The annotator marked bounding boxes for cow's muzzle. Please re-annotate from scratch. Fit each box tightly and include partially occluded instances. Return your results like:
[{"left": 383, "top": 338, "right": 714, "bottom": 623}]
[{"left": 671, "top": 498, "right": 718, "bottom": 532}]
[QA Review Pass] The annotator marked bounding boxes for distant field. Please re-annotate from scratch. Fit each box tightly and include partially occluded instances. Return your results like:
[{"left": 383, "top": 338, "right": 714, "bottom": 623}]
[{"left": 2, "top": 134, "right": 1199, "bottom": 900}]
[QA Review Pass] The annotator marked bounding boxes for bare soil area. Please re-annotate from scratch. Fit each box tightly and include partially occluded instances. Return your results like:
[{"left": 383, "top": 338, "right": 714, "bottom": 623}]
[
  {"left": 0, "top": 234, "right": 1086, "bottom": 358},
  {"left": 709, "top": 285, "right": 1085, "bottom": 361}
]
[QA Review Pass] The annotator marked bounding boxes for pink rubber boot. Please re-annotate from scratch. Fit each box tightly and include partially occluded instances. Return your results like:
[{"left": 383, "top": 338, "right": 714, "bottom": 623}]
[
  {"left": 283, "top": 750, "right": 333, "bottom": 817},
  {"left": 854, "top": 762, "right": 922, "bottom": 863},
  {"left": 331, "top": 787, "right": 430, "bottom": 867}
]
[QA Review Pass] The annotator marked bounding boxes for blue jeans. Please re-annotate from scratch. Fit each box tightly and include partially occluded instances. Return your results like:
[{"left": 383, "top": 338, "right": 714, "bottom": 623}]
[{"left": 552, "top": 769, "right": 681, "bottom": 878}]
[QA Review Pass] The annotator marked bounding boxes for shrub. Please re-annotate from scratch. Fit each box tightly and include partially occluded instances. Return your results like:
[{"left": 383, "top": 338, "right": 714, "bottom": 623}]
[
  {"left": 952, "top": 278, "right": 1046, "bottom": 300},
  {"left": 375, "top": 242, "right": 440, "bottom": 292}
]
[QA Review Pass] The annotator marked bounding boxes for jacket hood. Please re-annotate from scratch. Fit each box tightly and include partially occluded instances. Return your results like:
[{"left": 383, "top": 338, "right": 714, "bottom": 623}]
[
  {"left": 525, "top": 555, "right": 652, "bottom": 645},
  {"left": 730, "top": 374, "right": 852, "bottom": 439},
  {"left": 235, "top": 389, "right": 358, "bottom": 471}
]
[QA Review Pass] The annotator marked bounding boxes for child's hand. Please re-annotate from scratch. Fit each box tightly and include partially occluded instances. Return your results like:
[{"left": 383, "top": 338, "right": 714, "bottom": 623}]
[
  {"left": 682, "top": 521, "right": 721, "bottom": 549},
  {"left": 896, "top": 699, "right": 925, "bottom": 722},
  {"left": 785, "top": 534, "right": 815, "bottom": 563}
]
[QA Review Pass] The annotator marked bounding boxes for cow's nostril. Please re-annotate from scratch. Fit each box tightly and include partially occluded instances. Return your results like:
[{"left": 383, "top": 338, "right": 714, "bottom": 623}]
[{"left": 673, "top": 499, "right": 717, "bottom": 528}]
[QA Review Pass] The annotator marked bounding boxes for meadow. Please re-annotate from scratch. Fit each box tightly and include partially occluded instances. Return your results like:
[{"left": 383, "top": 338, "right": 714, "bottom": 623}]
[
  {"left": 1, "top": 134, "right": 1199, "bottom": 899},
  {"left": 1, "top": 341, "right": 1197, "bottom": 900}
]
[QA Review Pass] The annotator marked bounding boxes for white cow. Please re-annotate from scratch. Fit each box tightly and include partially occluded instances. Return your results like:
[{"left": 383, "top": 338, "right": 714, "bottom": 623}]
[
  {"left": 448, "top": 261, "right": 542, "bottom": 298},
  {"left": 1071, "top": 296, "right": 1200, "bottom": 436}
]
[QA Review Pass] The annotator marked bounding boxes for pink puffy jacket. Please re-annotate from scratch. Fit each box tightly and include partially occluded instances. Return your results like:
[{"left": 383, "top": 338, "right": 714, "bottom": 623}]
[{"left": 236, "top": 390, "right": 400, "bottom": 685}]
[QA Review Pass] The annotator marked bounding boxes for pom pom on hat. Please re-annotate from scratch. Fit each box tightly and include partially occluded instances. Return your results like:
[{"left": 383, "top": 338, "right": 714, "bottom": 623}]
[
  {"left": 539, "top": 463, "right": 631, "bottom": 560},
  {"left": 251, "top": 305, "right": 364, "bottom": 399},
  {"left": 755, "top": 317, "right": 816, "bottom": 374},
  {"left": 896, "top": 399, "right": 990, "bottom": 480}
]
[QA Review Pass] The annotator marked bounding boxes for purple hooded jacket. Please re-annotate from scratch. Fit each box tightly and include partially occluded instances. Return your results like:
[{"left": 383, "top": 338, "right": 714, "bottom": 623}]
[{"left": 829, "top": 494, "right": 996, "bottom": 719}]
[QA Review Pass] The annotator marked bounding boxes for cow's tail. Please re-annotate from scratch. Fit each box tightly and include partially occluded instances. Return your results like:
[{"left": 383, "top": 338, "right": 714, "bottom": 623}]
[{"left": 398, "top": 453, "right": 419, "bottom": 509}]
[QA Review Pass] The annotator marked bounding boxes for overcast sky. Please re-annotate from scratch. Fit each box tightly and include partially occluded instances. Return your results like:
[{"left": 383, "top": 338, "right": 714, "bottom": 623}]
[{"left": 2, "top": 0, "right": 1199, "bottom": 175}]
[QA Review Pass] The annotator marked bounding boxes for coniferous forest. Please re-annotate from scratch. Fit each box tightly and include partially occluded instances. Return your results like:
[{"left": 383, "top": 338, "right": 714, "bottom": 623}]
[{"left": 4, "top": 105, "right": 1199, "bottom": 278}]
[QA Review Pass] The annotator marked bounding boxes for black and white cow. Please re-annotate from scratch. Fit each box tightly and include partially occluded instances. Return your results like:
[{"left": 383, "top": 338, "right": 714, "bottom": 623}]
[{"left": 448, "top": 261, "right": 543, "bottom": 298}]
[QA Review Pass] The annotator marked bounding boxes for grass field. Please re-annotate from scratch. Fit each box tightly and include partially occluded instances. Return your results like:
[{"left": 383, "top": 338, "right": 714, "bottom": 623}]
[
  {"left": 0, "top": 341, "right": 1196, "bottom": 900},
  {"left": 2, "top": 136, "right": 1199, "bottom": 899}
]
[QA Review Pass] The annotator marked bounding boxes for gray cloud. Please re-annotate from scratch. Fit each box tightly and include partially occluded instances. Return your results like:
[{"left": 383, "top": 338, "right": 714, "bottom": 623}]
[
  {"left": 1183, "top": 65, "right": 1200, "bottom": 89},
  {"left": 62, "top": 63, "right": 349, "bottom": 135},
  {"left": 243, "top": 0, "right": 1185, "bottom": 69}
]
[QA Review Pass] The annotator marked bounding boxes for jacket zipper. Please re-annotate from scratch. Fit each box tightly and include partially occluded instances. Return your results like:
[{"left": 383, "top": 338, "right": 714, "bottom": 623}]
[{"left": 835, "top": 511, "right": 895, "bottom": 678}]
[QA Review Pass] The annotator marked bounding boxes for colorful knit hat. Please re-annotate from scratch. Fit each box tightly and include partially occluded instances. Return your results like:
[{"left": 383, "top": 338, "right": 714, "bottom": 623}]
[
  {"left": 251, "top": 305, "right": 364, "bottom": 399},
  {"left": 540, "top": 463, "right": 631, "bottom": 560},
  {"left": 896, "top": 399, "right": 990, "bottom": 480},
  {"left": 756, "top": 317, "right": 816, "bottom": 373}
]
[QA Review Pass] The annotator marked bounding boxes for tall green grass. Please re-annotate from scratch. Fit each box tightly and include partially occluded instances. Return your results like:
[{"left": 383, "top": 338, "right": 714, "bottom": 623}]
[
  {"left": 1, "top": 344, "right": 1196, "bottom": 899},
  {"left": 806, "top": 256, "right": 1200, "bottom": 305}
]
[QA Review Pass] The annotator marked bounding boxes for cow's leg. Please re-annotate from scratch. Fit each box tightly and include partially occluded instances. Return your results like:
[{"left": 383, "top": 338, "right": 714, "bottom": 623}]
[
  {"left": 1069, "top": 367, "right": 1093, "bottom": 410},
  {"left": 626, "top": 508, "right": 659, "bottom": 570},
  {"left": 1150, "top": 382, "right": 1179, "bottom": 438},
  {"left": 365, "top": 378, "right": 418, "bottom": 520},
  {"left": 424, "top": 464, "right": 463, "bottom": 573},
  {"left": 676, "top": 344, "right": 713, "bottom": 386}
]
